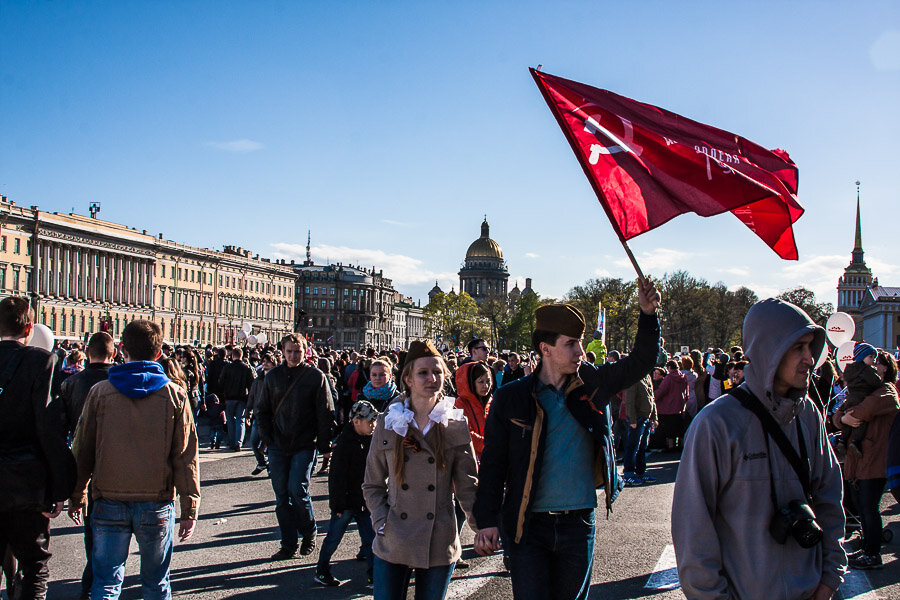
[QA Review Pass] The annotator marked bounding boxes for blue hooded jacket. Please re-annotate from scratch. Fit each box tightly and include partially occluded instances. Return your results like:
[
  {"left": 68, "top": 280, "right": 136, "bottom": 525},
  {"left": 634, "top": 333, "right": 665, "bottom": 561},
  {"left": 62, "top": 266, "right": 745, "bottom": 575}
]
[{"left": 108, "top": 361, "right": 171, "bottom": 399}]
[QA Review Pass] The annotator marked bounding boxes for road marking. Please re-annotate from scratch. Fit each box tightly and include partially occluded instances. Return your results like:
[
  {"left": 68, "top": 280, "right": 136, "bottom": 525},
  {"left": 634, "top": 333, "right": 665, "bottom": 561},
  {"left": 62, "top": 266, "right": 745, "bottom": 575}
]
[
  {"left": 446, "top": 555, "right": 504, "bottom": 599},
  {"left": 645, "top": 544, "right": 680, "bottom": 590},
  {"left": 840, "top": 568, "right": 878, "bottom": 600}
]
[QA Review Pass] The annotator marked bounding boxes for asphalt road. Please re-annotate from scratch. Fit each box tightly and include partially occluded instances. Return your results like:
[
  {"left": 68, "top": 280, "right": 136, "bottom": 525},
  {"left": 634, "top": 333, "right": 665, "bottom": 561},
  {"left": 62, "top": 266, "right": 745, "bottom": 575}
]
[{"left": 15, "top": 446, "right": 900, "bottom": 600}]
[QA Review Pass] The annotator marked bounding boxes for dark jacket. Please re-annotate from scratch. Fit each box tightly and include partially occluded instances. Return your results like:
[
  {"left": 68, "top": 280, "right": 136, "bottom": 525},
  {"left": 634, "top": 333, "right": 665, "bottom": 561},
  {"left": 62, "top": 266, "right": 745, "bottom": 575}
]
[
  {"left": 58, "top": 362, "right": 111, "bottom": 435},
  {"left": 0, "top": 341, "right": 76, "bottom": 510},
  {"left": 328, "top": 426, "right": 371, "bottom": 514},
  {"left": 256, "top": 362, "right": 334, "bottom": 454},
  {"left": 502, "top": 365, "right": 525, "bottom": 385},
  {"left": 474, "top": 311, "right": 660, "bottom": 543},
  {"left": 218, "top": 360, "right": 255, "bottom": 402},
  {"left": 205, "top": 357, "right": 227, "bottom": 397}
]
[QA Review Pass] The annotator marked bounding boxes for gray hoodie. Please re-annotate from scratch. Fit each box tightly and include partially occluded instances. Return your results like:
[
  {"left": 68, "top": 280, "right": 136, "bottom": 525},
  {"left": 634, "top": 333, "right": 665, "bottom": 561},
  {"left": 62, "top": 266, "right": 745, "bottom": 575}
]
[{"left": 672, "top": 299, "right": 846, "bottom": 600}]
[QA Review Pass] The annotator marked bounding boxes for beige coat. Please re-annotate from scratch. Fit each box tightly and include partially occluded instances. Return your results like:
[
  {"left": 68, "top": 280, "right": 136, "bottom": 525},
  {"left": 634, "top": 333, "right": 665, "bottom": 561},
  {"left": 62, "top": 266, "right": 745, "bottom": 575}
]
[
  {"left": 363, "top": 407, "right": 478, "bottom": 569},
  {"left": 70, "top": 380, "right": 200, "bottom": 520}
]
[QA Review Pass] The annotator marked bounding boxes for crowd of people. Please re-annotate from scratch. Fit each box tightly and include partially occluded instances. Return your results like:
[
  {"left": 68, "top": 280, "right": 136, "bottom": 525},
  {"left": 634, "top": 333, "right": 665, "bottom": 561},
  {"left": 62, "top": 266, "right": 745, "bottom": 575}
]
[{"left": 1, "top": 282, "right": 900, "bottom": 600}]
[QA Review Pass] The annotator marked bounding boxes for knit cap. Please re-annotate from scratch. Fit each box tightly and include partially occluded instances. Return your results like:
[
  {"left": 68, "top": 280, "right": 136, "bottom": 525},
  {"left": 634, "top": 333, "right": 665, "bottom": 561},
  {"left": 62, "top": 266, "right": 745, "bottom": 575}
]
[{"left": 853, "top": 342, "right": 877, "bottom": 363}]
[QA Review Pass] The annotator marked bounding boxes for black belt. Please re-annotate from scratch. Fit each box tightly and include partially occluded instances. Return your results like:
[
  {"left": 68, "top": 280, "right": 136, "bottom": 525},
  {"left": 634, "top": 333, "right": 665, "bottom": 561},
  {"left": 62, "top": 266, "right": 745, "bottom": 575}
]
[{"left": 535, "top": 508, "right": 593, "bottom": 517}]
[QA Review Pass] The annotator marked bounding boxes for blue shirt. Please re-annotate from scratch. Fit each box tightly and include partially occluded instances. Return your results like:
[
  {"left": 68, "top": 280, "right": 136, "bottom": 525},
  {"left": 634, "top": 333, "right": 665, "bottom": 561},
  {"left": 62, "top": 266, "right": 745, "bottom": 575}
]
[{"left": 531, "top": 381, "right": 597, "bottom": 512}]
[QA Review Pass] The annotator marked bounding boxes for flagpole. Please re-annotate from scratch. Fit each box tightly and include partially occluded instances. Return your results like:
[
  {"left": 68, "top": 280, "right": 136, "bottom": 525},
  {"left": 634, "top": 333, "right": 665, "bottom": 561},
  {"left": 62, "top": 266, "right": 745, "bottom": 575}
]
[{"left": 619, "top": 238, "right": 645, "bottom": 280}]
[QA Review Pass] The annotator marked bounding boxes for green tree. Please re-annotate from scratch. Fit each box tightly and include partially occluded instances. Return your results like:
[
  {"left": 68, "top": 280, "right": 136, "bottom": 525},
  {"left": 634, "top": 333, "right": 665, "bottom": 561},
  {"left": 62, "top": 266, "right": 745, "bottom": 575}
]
[
  {"left": 478, "top": 292, "right": 511, "bottom": 349},
  {"left": 776, "top": 287, "right": 833, "bottom": 326},
  {"left": 423, "top": 291, "right": 481, "bottom": 350},
  {"left": 504, "top": 292, "right": 542, "bottom": 352},
  {"left": 563, "top": 277, "right": 639, "bottom": 351}
]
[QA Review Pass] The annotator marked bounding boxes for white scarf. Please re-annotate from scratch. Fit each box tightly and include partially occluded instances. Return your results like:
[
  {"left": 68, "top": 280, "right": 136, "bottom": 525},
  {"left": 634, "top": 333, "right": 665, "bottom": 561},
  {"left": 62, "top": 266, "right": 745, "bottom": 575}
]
[{"left": 384, "top": 396, "right": 464, "bottom": 437}]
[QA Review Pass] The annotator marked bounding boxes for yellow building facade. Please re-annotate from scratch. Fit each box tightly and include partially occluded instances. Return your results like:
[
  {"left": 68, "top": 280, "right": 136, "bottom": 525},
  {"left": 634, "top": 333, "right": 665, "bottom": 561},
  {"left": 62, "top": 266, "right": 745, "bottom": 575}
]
[{"left": 0, "top": 196, "right": 295, "bottom": 345}]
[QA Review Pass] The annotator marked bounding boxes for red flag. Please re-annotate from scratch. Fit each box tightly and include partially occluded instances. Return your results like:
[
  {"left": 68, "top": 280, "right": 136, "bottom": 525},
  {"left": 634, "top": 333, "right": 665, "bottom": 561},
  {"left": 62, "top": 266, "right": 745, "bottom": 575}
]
[{"left": 531, "top": 69, "right": 803, "bottom": 259}]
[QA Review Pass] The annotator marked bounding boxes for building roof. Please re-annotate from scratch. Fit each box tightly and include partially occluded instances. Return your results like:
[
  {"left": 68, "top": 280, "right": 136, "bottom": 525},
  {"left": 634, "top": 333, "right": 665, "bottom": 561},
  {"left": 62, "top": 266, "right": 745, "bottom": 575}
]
[
  {"left": 465, "top": 218, "right": 503, "bottom": 260},
  {"left": 870, "top": 286, "right": 900, "bottom": 300}
]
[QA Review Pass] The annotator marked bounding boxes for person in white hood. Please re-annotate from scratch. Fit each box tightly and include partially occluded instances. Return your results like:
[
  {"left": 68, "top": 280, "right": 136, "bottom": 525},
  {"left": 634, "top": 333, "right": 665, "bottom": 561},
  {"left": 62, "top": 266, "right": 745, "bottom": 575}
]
[{"left": 672, "top": 298, "right": 846, "bottom": 600}]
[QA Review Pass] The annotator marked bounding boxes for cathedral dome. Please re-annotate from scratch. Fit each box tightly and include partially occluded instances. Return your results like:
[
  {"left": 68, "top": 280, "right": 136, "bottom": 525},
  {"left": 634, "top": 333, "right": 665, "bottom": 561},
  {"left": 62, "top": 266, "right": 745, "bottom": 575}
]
[{"left": 465, "top": 219, "right": 503, "bottom": 260}]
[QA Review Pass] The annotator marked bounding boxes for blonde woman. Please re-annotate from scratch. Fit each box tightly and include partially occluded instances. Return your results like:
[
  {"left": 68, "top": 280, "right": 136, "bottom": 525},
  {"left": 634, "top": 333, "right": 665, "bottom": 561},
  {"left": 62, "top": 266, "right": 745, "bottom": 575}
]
[{"left": 363, "top": 340, "right": 478, "bottom": 600}]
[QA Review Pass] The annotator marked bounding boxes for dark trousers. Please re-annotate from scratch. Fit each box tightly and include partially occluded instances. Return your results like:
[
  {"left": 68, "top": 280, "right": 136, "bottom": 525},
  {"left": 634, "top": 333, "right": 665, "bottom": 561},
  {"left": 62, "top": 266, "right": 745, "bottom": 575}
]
[
  {"left": 268, "top": 447, "right": 317, "bottom": 551},
  {"left": 623, "top": 418, "right": 651, "bottom": 477},
  {"left": 508, "top": 509, "right": 595, "bottom": 600},
  {"left": 80, "top": 490, "right": 94, "bottom": 596},
  {"left": 850, "top": 478, "right": 886, "bottom": 555},
  {"left": 0, "top": 510, "right": 52, "bottom": 600}
]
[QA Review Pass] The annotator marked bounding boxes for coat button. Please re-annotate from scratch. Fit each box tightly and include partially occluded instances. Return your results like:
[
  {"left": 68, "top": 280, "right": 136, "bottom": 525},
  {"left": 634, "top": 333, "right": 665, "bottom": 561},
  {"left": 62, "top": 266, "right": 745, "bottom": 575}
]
[
  {"left": 427, "top": 484, "right": 435, "bottom": 491},
  {"left": 401, "top": 483, "right": 409, "bottom": 490},
  {"left": 428, "top": 457, "right": 435, "bottom": 464},
  {"left": 400, "top": 512, "right": 408, "bottom": 519},
  {"left": 427, "top": 513, "right": 434, "bottom": 520},
  {"left": 383, "top": 440, "right": 388, "bottom": 445}
]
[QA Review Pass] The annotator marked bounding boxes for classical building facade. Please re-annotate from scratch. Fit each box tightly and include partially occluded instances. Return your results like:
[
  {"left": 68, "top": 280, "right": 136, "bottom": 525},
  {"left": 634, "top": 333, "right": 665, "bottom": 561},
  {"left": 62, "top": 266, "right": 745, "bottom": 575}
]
[
  {"left": 458, "top": 219, "right": 509, "bottom": 304},
  {"left": 860, "top": 287, "right": 900, "bottom": 351},
  {"left": 393, "top": 291, "right": 425, "bottom": 350},
  {"left": 0, "top": 196, "right": 295, "bottom": 345},
  {"left": 836, "top": 193, "right": 876, "bottom": 342},
  {"left": 292, "top": 251, "right": 396, "bottom": 349}
]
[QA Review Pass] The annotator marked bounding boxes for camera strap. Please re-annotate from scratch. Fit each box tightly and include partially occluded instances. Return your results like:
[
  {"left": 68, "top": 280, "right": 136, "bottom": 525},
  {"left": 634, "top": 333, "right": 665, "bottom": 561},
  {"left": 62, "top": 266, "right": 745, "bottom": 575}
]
[{"left": 729, "top": 386, "right": 811, "bottom": 502}]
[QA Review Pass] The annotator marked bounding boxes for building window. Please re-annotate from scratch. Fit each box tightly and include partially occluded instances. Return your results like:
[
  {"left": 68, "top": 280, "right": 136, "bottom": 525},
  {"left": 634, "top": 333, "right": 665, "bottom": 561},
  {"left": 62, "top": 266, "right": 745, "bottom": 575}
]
[
  {"left": 329, "top": 300, "right": 335, "bottom": 309},
  {"left": 0, "top": 236, "right": 5, "bottom": 251},
  {"left": 330, "top": 288, "right": 335, "bottom": 296},
  {"left": 352, "top": 289, "right": 358, "bottom": 296},
  {"left": 0, "top": 266, "right": 5, "bottom": 290},
  {"left": 343, "top": 289, "right": 349, "bottom": 296},
  {"left": 352, "top": 300, "right": 357, "bottom": 310},
  {"left": 313, "top": 287, "right": 318, "bottom": 295},
  {"left": 14, "top": 239, "right": 20, "bottom": 254},
  {"left": 12, "top": 268, "right": 19, "bottom": 292}
]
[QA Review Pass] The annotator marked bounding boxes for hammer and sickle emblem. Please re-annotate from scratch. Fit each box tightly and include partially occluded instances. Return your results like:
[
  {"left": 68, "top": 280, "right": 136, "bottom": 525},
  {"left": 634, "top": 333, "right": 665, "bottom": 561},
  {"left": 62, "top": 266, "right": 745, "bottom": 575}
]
[{"left": 572, "top": 103, "right": 643, "bottom": 165}]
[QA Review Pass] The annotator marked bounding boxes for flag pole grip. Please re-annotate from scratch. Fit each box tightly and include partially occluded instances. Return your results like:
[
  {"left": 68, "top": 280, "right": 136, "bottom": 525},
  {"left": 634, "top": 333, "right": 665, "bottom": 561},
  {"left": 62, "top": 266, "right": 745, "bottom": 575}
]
[{"left": 620, "top": 239, "right": 645, "bottom": 280}]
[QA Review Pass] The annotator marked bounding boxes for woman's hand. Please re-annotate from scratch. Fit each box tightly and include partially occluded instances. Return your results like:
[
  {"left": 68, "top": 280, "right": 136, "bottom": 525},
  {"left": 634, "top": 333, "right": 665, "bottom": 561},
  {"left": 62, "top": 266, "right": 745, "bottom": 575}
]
[
  {"left": 841, "top": 411, "right": 863, "bottom": 428},
  {"left": 474, "top": 527, "right": 501, "bottom": 556}
]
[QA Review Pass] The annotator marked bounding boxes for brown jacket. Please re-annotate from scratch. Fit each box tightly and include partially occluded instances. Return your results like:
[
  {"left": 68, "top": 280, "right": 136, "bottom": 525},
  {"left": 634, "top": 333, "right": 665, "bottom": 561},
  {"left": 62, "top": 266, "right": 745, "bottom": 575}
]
[
  {"left": 70, "top": 379, "right": 201, "bottom": 519},
  {"left": 835, "top": 383, "right": 900, "bottom": 481},
  {"left": 363, "top": 401, "right": 478, "bottom": 569}
]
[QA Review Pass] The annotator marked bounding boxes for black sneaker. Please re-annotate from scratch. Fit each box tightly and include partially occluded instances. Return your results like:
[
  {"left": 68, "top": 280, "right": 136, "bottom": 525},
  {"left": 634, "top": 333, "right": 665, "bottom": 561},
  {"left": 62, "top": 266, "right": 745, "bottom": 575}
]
[
  {"left": 300, "top": 534, "right": 316, "bottom": 556},
  {"left": 355, "top": 549, "right": 367, "bottom": 561},
  {"left": 456, "top": 559, "right": 469, "bottom": 569},
  {"left": 270, "top": 547, "right": 296, "bottom": 561},
  {"left": 848, "top": 553, "right": 883, "bottom": 570},
  {"left": 313, "top": 571, "right": 343, "bottom": 587},
  {"left": 251, "top": 464, "right": 267, "bottom": 476}
]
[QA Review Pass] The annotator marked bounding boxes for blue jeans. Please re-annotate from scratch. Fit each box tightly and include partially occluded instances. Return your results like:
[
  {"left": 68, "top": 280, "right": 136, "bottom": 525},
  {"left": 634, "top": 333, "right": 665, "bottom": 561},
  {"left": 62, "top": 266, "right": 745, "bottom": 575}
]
[
  {"left": 508, "top": 509, "right": 595, "bottom": 600},
  {"left": 268, "top": 446, "right": 317, "bottom": 551},
  {"left": 373, "top": 555, "right": 455, "bottom": 600},
  {"left": 209, "top": 424, "right": 225, "bottom": 448},
  {"left": 225, "top": 400, "right": 247, "bottom": 449},
  {"left": 316, "top": 509, "right": 375, "bottom": 576},
  {"left": 91, "top": 499, "right": 175, "bottom": 600},
  {"left": 249, "top": 420, "right": 267, "bottom": 466},
  {"left": 623, "top": 418, "right": 651, "bottom": 477}
]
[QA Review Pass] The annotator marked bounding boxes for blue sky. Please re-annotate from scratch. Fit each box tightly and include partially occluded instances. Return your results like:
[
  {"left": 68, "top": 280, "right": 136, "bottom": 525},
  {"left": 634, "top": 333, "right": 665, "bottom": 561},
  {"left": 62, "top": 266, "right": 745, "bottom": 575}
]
[{"left": 2, "top": 1, "right": 898, "bottom": 305}]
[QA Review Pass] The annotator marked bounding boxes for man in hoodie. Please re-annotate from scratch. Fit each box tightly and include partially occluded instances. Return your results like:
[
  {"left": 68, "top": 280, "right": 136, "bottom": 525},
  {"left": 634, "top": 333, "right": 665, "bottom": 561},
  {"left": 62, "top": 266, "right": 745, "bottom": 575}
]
[
  {"left": 672, "top": 299, "right": 845, "bottom": 600},
  {"left": 69, "top": 320, "right": 200, "bottom": 600}
]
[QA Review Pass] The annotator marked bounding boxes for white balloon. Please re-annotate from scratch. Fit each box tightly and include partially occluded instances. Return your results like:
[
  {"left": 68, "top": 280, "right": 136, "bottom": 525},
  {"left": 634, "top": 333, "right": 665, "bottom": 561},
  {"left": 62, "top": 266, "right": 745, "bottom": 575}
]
[
  {"left": 248, "top": 335, "right": 258, "bottom": 347},
  {"left": 236, "top": 329, "right": 248, "bottom": 341},
  {"left": 256, "top": 332, "right": 268, "bottom": 344},
  {"left": 28, "top": 323, "right": 54, "bottom": 351},
  {"left": 836, "top": 341, "right": 856, "bottom": 373},
  {"left": 242, "top": 322, "right": 252, "bottom": 333},
  {"left": 825, "top": 312, "right": 855, "bottom": 347}
]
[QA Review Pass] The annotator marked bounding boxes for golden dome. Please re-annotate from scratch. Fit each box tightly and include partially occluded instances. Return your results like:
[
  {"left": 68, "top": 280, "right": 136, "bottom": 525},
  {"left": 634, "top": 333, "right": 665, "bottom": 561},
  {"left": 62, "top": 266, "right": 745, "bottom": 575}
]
[{"left": 465, "top": 219, "right": 503, "bottom": 259}]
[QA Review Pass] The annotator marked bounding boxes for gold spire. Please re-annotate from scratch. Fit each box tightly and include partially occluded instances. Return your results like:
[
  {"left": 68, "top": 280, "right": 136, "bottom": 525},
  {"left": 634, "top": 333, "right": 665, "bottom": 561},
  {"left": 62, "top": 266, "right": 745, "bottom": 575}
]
[{"left": 853, "top": 181, "right": 862, "bottom": 252}]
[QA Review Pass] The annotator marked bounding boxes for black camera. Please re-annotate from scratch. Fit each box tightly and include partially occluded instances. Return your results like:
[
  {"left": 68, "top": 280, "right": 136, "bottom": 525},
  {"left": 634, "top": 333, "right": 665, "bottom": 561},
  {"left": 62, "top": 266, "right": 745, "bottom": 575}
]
[{"left": 769, "top": 499, "right": 823, "bottom": 548}]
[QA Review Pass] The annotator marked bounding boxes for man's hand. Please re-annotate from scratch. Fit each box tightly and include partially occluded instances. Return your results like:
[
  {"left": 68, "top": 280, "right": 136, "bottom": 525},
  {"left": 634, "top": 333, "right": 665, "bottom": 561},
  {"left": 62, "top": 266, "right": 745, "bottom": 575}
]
[
  {"left": 637, "top": 277, "right": 661, "bottom": 315},
  {"left": 474, "top": 526, "right": 501, "bottom": 556},
  {"left": 178, "top": 518, "right": 196, "bottom": 542},
  {"left": 42, "top": 501, "right": 64, "bottom": 519},
  {"left": 68, "top": 503, "right": 85, "bottom": 525},
  {"left": 809, "top": 582, "right": 834, "bottom": 600}
]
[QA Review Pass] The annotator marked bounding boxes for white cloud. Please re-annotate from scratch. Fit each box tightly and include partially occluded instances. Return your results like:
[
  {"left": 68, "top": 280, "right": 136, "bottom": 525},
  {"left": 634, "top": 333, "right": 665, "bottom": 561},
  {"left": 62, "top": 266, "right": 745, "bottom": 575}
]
[
  {"left": 612, "top": 247, "right": 694, "bottom": 274},
  {"left": 870, "top": 30, "right": 900, "bottom": 71},
  {"left": 593, "top": 267, "right": 612, "bottom": 277},
  {"left": 270, "top": 242, "right": 456, "bottom": 290},
  {"left": 381, "top": 219, "right": 415, "bottom": 227},
  {"left": 717, "top": 267, "right": 750, "bottom": 277},
  {"left": 205, "top": 139, "right": 264, "bottom": 153},
  {"left": 524, "top": 252, "right": 540, "bottom": 259}
]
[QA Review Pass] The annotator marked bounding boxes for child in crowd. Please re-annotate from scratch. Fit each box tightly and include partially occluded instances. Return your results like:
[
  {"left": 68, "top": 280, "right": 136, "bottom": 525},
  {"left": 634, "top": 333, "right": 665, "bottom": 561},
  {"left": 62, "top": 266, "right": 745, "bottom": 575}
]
[
  {"left": 204, "top": 393, "right": 227, "bottom": 450},
  {"left": 314, "top": 400, "right": 379, "bottom": 588},
  {"left": 840, "top": 343, "right": 883, "bottom": 458}
]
